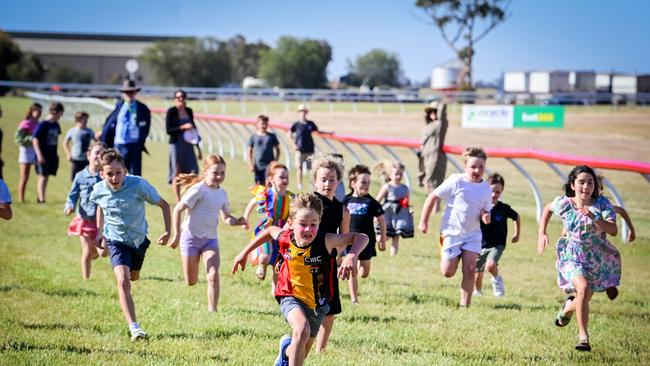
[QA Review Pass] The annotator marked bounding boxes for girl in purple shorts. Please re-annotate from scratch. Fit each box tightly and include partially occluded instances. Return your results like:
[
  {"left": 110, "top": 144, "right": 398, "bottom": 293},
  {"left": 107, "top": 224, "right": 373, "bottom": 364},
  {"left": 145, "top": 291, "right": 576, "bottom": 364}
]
[{"left": 170, "top": 155, "right": 245, "bottom": 312}]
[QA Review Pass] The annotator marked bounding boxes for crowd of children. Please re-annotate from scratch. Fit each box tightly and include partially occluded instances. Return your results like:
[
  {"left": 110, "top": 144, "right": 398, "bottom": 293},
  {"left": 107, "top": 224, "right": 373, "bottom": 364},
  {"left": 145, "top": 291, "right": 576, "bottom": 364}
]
[{"left": 1, "top": 100, "right": 638, "bottom": 361}]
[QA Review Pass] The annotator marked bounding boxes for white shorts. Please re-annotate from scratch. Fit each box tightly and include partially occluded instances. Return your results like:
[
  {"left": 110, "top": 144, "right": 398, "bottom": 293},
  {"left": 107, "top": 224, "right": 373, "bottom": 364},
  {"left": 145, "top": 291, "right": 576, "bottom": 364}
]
[
  {"left": 18, "top": 146, "right": 36, "bottom": 164},
  {"left": 440, "top": 231, "right": 482, "bottom": 261}
]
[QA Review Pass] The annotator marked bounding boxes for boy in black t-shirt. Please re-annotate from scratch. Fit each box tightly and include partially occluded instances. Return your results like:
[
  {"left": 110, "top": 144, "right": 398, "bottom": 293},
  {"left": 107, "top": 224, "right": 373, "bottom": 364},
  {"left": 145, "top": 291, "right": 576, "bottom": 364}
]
[
  {"left": 474, "top": 173, "right": 520, "bottom": 297},
  {"left": 33, "top": 102, "right": 64, "bottom": 203}
]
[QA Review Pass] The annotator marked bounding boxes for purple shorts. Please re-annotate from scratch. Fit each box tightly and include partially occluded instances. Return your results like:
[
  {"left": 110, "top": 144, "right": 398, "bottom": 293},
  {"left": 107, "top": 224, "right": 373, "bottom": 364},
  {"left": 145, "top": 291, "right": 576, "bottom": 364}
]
[{"left": 180, "top": 231, "right": 218, "bottom": 257}]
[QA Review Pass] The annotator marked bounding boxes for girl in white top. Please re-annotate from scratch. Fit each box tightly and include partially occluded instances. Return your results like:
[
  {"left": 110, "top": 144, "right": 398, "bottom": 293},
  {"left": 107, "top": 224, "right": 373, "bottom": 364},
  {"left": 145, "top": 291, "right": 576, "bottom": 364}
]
[
  {"left": 419, "top": 146, "right": 492, "bottom": 307},
  {"left": 170, "top": 154, "right": 245, "bottom": 312}
]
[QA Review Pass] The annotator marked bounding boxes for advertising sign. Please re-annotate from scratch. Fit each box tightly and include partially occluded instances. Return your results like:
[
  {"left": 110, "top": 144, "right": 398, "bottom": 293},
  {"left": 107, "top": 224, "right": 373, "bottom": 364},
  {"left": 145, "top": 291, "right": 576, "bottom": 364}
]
[
  {"left": 461, "top": 105, "right": 513, "bottom": 129},
  {"left": 513, "top": 106, "right": 564, "bottom": 128}
]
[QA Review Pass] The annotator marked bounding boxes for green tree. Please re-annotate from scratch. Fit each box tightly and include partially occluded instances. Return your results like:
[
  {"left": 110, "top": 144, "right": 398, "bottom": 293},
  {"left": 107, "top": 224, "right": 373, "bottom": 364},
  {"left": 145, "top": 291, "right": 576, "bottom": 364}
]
[
  {"left": 6, "top": 53, "right": 45, "bottom": 82},
  {"left": 258, "top": 36, "right": 332, "bottom": 88},
  {"left": 226, "top": 35, "right": 270, "bottom": 84},
  {"left": 46, "top": 64, "right": 92, "bottom": 83},
  {"left": 143, "top": 37, "right": 232, "bottom": 87},
  {"left": 0, "top": 30, "right": 25, "bottom": 93},
  {"left": 416, "top": 0, "right": 511, "bottom": 89},
  {"left": 348, "top": 49, "right": 401, "bottom": 88}
]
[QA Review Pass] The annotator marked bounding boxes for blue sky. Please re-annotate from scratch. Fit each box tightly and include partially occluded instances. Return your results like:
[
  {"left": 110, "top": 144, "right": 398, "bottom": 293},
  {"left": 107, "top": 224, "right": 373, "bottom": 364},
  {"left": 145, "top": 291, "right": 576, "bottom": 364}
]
[{"left": 2, "top": 0, "right": 649, "bottom": 83}]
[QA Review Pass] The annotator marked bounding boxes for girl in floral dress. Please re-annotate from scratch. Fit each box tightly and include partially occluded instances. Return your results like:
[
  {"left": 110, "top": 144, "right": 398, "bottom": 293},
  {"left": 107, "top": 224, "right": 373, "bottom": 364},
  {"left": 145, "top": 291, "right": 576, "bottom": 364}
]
[
  {"left": 242, "top": 162, "right": 293, "bottom": 289},
  {"left": 538, "top": 165, "right": 621, "bottom": 352}
]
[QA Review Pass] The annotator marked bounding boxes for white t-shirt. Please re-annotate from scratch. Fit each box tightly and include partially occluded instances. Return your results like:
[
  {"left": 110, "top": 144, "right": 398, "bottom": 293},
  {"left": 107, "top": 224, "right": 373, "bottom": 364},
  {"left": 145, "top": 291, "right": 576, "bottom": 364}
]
[
  {"left": 433, "top": 173, "right": 492, "bottom": 238},
  {"left": 181, "top": 181, "right": 231, "bottom": 239}
]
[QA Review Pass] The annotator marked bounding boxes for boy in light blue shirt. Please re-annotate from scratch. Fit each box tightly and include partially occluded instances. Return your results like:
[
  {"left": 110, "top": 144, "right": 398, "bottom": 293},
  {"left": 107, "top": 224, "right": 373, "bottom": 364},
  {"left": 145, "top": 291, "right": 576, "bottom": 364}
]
[{"left": 90, "top": 148, "right": 171, "bottom": 341}]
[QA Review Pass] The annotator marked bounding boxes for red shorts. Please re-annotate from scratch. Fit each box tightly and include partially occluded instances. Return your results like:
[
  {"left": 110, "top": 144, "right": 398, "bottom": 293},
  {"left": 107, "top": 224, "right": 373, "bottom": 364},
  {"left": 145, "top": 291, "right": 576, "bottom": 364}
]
[{"left": 67, "top": 216, "right": 98, "bottom": 240}]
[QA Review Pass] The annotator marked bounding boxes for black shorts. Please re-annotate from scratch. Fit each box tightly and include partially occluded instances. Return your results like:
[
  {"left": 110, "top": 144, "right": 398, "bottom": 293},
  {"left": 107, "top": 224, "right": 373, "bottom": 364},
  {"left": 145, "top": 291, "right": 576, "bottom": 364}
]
[
  {"left": 71, "top": 160, "right": 89, "bottom": 181},
  {"left": 327, "top": 272, "right": 342, "bottom": 315},
  {"left": 36, "top": 156, "right": 59, "bottom": 176}
]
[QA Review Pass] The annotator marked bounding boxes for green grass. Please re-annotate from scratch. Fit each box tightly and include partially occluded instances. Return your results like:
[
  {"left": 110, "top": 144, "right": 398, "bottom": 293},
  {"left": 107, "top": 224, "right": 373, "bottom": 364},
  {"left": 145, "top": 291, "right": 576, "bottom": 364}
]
[{"left": 1, "top": 96, "right": 649, "bottom": 365}]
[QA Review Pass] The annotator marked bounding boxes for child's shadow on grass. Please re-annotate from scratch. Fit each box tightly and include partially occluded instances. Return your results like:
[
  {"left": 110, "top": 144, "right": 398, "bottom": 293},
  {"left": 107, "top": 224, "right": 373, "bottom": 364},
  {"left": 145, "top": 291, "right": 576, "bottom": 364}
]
[
  {"left": 154, "top": 327, "right": 276, "bottom": 341},
  {"left": 0, "top": 284, "right": 99, "bottom": 297}
]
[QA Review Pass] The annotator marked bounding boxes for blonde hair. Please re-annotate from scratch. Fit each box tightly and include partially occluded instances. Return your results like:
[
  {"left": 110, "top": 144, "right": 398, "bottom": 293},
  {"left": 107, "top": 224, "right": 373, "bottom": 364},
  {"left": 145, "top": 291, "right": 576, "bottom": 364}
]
[
  {"left": 310, "top": 153, "right": 343, "bottom": 183},
  {"left": 462, "top": 146, "right": 487, "bottom": 162},
  {"left": 177, "top": 154, "right": 227, "bottom": 191},
  {"left": 265, "top": 161, "right": 289, "bottom": 188},
  {"left": 289, "top": 192, "right": 324, "bottom": 219},
  {"left": 373, "top": 160, "right": 405, "bottom": 183}
]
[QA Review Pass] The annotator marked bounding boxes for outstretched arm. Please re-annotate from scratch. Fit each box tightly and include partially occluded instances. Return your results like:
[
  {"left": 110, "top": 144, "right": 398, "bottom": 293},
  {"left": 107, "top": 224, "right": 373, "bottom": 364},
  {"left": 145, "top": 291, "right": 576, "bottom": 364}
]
[
  {"left": 537, "top": 203, "right": 553, "bottom": 254},
  {"left": 512, "top": 215, "right": 521, "bottom": 243},
  {"left": 418, "top": 192, "right": 440, "bottom": 233},
  {"left": 377, "top": 215, "right": 387, "bottom": 251},
  {"left": 156, "top": 198, "right": 171, "bottom": 245},
  {"left": 241, "top": 197, "right": 257, "bottom": 230},
  {"left": 326, "top": 232, "right": 369, "bottom": 280},
  {"left": 220, "top": 209, "right": 246, "bottom": 226},
  {"left": 375, "top": 184, "right": 389, "bottom": 202},
  {"left": 232, "top": 226, "right": 283, "bottom": 274},
  {"left": 170, "top": 201, "right": 188, "bottom": 249}
]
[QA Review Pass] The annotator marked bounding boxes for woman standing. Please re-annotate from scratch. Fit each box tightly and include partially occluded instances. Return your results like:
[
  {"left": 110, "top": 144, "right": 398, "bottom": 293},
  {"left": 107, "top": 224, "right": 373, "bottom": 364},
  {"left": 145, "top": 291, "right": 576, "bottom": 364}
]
[
  {"left": 419, "top": 101, "right": 448, "bottom": 211},
  {"left": 166, "top": 90, "right": 200, "bottom": 201}
]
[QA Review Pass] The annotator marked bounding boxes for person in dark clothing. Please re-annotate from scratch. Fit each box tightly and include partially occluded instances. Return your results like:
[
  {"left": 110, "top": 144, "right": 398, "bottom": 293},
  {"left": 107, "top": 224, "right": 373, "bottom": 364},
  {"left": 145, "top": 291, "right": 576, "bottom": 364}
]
[{"left": 166, "top": 89, "right": 200, "bottom": 201}]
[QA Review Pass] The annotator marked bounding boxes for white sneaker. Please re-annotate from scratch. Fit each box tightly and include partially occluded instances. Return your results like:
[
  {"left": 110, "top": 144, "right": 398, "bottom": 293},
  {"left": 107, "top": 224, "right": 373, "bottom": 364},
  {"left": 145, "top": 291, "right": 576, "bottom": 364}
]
[
  {"left": 130, "top": 328, "right": 148, "bottom": 341},
  {"left": 472, "top": 289, "right": 483, "bottom": 297},
  {"left": 491, "top": 276, "right": 505, "bottom": 297}
]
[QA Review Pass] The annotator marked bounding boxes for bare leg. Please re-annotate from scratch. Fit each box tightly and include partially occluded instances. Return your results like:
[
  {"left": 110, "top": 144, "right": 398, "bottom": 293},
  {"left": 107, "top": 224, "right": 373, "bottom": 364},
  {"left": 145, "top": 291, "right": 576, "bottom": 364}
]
[
  {"left": 113, "top": 265, "right": 137, "bottom": 324},
  {"left": 486, "top": 260, "right": 499, "bottom": 278},
  {"left": 80, "top": 235, "right": 99, "bottom": 280},
  {"left": 18, "top": 163, "right": 31, "bottom": 202},
  {"left": 460, "top": 251, "right": 478, "bottom": 307},
  {"left": 440, "top": 256, "right": 461, "bottom": 278},
  {"left": 391, "top": 237, "right": 399, "bottom": 257},
  {"left": 571, "top": 275, "right": 593, "bottom": 341},
  {"left": 203, "top": 248, "right": 220, "bottom": 312},
  {"left": 286, "top": 308, "right": 311, "bottom": 366},
  {"left": 474, "top": 271, "right": 484, "bottom": 292},
  {"left": 315, "top": 315, "right": 335, "bottom": 353},
  {"left": 182, "top": 254, "right": 201, "bottom": 286},
  {"left": 172, "top": 176, "right": 181, "bottom": 202},
  {"left": 36, "top": 175, "right": 48, "bottom": 202}
]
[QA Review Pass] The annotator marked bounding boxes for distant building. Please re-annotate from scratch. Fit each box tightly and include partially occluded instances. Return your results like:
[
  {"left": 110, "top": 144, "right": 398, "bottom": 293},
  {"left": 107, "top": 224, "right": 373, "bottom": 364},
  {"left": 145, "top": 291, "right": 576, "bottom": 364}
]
[{"left": 9, "top": 31, "right": 182, "bottom": 84}]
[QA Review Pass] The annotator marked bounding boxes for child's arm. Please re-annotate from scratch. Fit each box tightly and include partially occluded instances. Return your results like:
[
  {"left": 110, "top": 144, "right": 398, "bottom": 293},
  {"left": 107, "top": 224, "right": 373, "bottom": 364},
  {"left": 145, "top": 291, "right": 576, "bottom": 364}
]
[
  {"left": 286, "top": 130, "right": 297, "bottom": 150},
  {"left": 63, "top": 136, "right": 72, "bottom": 162},
  {"left": 64, "top": 177, "right": 80, "bottom": 216},
  {"left": 325, "top": 232, "right": 369, "bottom": 280},
  {"left": 578, "top": 207, "right": 617, "bottom": 236},
  {"left": 418, "top": 192, "right": 440, "bottom": 234},
  {"left": 247, "top": 145, "right": 255, "bottom": 172},
  {"left": 376, "top": 215, "right": 387, "bottom": 251},
  {"left": 232, "top": 226, "right": 283, "bottom": 274},
  {"left": 32, "top": 135, "right": 45, "bottom": 164},
  {"left": 375, "top": 184, "right": 389, "bottom": 202},
  {"left": 241, "top": 197, "right": 257, "bottom": 230},
  {"left": 481, "top": 210, "right": 491, "bottom": 225},
  {"left": 220, "top": 208, "right": 246, "bottom": 226},
  {"left": 512, "top": 215, "right": 521, "bottom": 243},
  {"left": 195, "top": 144, "right": 202, "bottom": 161},
  {"left": 156, "top": 198, "right": 172, "bottom": 246},
  {"left": 170, "top": 201, "right": 188, "bottom": 249},
  {"left": 614, "top": 206, "right": 636, "bottom": 242},
  {"left": 341, "top": 206, "right": 350, "bottom": 234},
  {"left": 537, "top": 203, "right": 553, "bottom": 254},
  {"left": 95, "top": 205, "right": 105, "bottom": 249},
  {"left": 273, "top": 143, "right": 281, "bottom": 161}
]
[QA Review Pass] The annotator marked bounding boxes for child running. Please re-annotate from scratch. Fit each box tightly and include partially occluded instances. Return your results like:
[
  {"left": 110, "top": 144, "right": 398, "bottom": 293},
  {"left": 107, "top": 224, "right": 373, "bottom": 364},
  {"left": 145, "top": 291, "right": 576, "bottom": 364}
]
[
  {"left": 63, "top": 111, "right": 96, "bottom": 181},
  {"left": 538, "top": 165, "right": 621, "bottom": 352},
  {"left": 170, "top": 155, "right": 246, "bottom": 312},
  {"left": 310, "top": 153, "right": 350, "bottom": 353},
  {"left": 473, "top": 173, "right": 520, "bottom": 297},
  {"left": 343, "top": 164, "right": 386, "bottom": 304},
  {"left": 242, "top": 162, "right": 293, "bottom": 287},
  {"left": 15, "top": 103, "right": 42, "bottom": 202},
  {"left": 419, "top": 146, "right": 492, "bottom": 308},
  {"left": 90, "top": 148, "right": 171, "bottom": 340},
  {"left": 232, "top": 192, "right": 368, "bottom": 366},
  {"left": 64, "top": 142, "right": 107, "bottom": 279},
  {"left": 375, "top": 160, "right": 414, "bottom": 256}
]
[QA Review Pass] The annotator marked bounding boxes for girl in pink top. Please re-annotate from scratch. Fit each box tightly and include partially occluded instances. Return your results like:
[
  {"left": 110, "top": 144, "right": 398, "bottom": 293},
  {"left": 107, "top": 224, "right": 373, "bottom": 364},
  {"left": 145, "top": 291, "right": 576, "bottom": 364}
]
[{"left": 16, "top": 103, "right": 42, "bottom": 202}]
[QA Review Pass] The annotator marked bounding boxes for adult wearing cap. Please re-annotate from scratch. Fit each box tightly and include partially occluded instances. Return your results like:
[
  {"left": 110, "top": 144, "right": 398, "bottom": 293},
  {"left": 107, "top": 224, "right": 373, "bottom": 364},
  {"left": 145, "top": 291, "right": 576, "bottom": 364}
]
[
  {"left": 420, "top": 101, "right": 448, "bottom": 199},
  {"left": 166, "top": 89, "right": 200, "bottom": 201},
  {"left": 288, "top": 104, "right": 322, "bottom": 190},
  {"left": 100, "top": 79, "right": 151, "bottom": 176}
]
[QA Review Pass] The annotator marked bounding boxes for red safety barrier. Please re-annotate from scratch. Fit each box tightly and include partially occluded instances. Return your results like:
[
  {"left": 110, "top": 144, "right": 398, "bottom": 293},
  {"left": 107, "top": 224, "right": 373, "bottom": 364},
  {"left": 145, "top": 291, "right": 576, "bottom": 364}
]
[{"left": 152, "top": 108, "right": 650, "bottom": 175}]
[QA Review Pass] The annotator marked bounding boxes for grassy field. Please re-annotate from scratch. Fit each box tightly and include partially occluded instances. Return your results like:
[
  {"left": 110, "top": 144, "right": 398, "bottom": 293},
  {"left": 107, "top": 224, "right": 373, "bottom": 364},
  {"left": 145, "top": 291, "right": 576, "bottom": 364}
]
[{"left": 0, "top": 96, "right": 649, "bottom": 365}]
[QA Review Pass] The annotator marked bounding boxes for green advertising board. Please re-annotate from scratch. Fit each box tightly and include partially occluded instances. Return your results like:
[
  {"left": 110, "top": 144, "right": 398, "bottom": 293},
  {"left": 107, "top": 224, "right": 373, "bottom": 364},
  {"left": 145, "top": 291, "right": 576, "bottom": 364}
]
[{"left": 513, "top": 106, "right": 564, "bottom": 128}]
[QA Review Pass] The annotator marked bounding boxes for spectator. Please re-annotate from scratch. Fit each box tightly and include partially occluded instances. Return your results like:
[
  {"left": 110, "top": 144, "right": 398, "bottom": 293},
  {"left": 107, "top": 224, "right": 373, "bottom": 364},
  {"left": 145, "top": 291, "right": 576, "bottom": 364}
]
[
  {"left": 247, "top": 115, "right": 280, "bottom": 185},
  {"left": 166, "top": 89, "right": 200, "bottom": 201},
  {"left": 63, "top": 111, "right": 95, "bottom": 181},
  {"left": 287, "top": 104, "right": 332, "bottom": 190},
  {"left": 419, "top": 101, "right": 448, "bottom": 212},
  {"left": 100, "top": 79, "right": 151, "bottom": 176}
]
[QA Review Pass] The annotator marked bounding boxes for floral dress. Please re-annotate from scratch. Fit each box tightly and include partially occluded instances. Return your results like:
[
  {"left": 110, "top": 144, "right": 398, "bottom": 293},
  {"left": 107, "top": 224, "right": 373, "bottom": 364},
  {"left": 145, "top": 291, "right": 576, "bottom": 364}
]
[
  {"left": 248, "top": 185, "right": 294, "bottom": 265},
  {"left": 378, "top": 183, "right": 414, "bottom": 238},
  {"left": 552, "top": 195, "right": 621, "bottom": 292}
]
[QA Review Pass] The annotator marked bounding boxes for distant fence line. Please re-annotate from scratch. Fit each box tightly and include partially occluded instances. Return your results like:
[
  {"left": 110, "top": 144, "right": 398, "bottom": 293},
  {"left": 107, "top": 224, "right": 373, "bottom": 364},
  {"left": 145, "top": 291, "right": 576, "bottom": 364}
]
[
  {"left": 6, "top": 80, "right": 650, "bottom": 106},
  {"left": 25, "top": 92, "right": 649, "bottom": 242}
]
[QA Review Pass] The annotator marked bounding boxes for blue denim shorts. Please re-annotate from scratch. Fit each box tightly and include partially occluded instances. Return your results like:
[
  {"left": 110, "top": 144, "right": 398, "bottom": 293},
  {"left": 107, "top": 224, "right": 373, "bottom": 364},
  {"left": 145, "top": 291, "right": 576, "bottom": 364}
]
[
  {"left": 106, "top": 237, "right": 150, "bottom": 271},
  {"left": 279, "top": 297, "right": 330, "bottom": 338}
]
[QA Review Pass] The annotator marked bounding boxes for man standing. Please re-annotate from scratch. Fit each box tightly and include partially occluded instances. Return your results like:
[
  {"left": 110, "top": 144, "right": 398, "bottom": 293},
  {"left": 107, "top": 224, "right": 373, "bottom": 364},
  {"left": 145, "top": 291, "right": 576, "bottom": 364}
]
[
  {"left": 101, "top": 79, "right": 151, "bottom": 176},
  {"left": 288, "top": 104, "right": 331, "bottom": 190}
]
